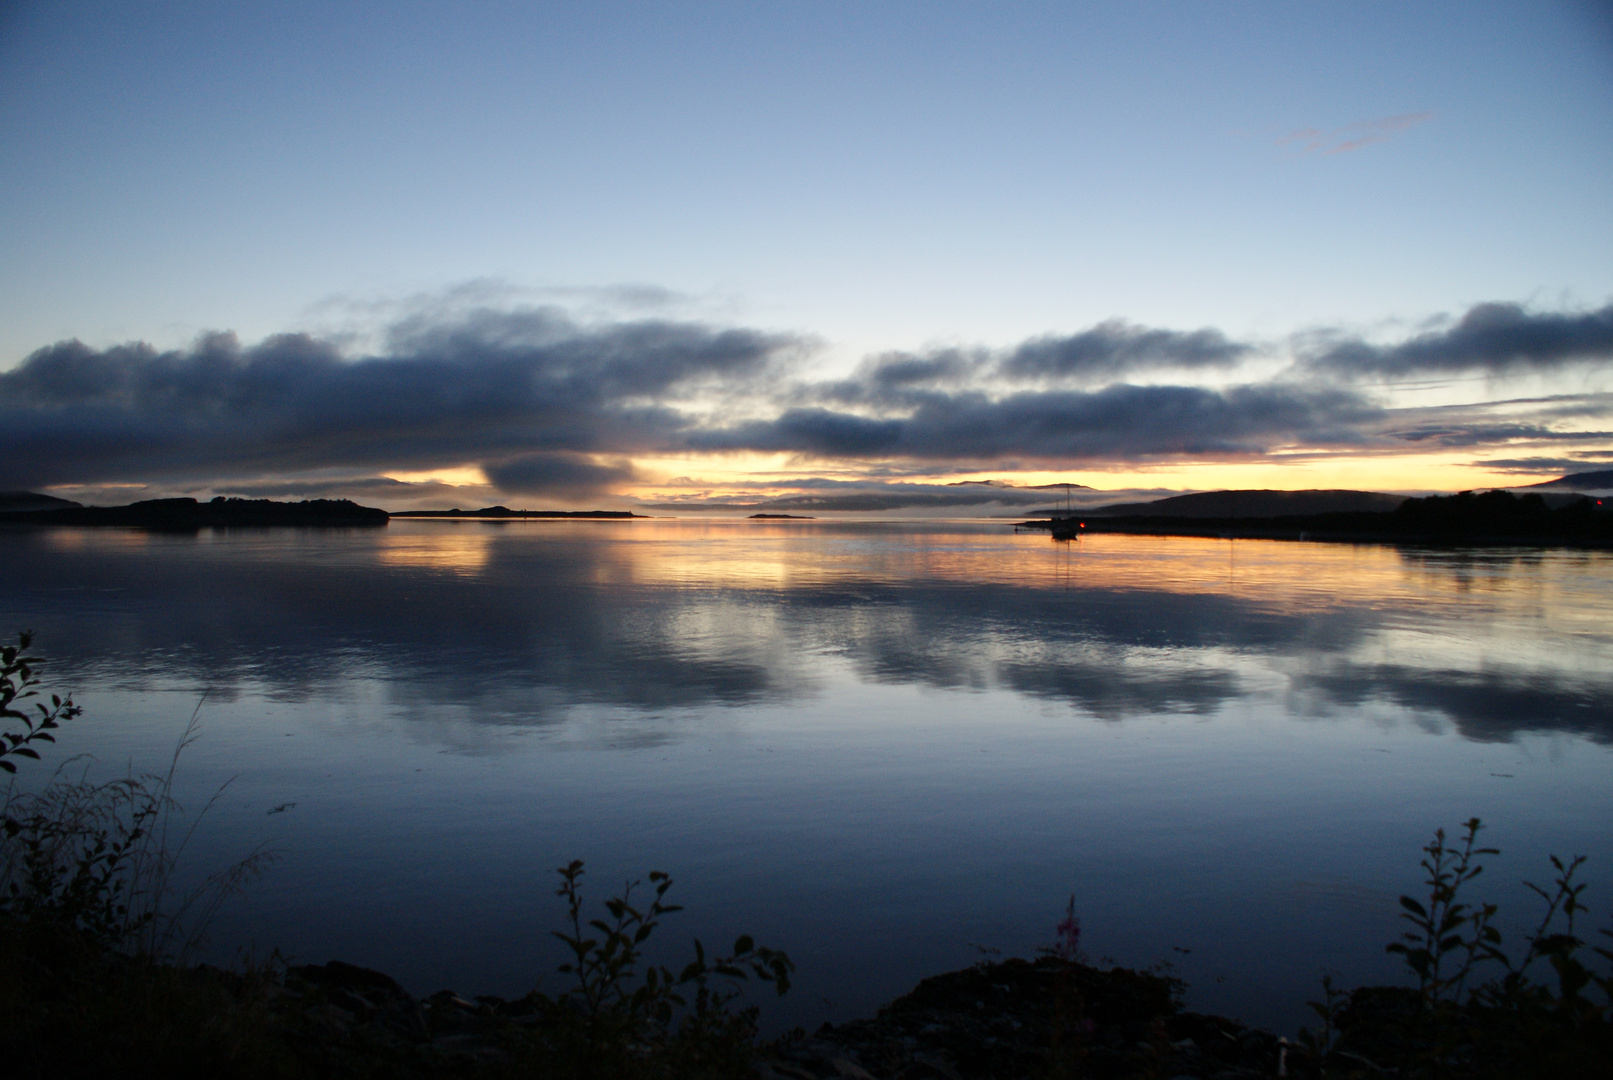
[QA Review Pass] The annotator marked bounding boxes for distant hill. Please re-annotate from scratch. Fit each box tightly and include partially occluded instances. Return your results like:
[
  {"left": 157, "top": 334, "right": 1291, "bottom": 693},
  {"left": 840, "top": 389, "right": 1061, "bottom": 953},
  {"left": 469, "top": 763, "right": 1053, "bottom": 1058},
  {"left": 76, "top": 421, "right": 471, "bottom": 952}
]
[
  {"left": 1086, "top": 489, "right": 1407, "bottom": 518},
  {"left": 0, "top": 491, "right": 82, "bottom": 514},
  {"left": 1521, "top": 470, "right": 1613, "bottom": 491}
]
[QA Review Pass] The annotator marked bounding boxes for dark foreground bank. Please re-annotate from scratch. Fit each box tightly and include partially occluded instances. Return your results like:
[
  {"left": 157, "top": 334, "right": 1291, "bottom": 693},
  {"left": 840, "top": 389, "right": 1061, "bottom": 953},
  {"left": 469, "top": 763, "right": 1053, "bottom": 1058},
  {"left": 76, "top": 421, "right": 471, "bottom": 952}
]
[
  {"left": 5, "top": 943, "right": 1610, "bottom": 1079},
  {"left": 0, "top": 939, "right": 1282, "bottom": 1079}
]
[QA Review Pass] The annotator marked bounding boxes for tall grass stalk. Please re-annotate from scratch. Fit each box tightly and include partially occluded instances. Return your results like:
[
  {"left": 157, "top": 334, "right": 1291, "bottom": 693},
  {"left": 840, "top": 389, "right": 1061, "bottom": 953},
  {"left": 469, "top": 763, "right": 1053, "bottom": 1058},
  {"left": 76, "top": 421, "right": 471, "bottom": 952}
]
[{"left": 1, "top": 635, "right": 274, "bottom": 962}]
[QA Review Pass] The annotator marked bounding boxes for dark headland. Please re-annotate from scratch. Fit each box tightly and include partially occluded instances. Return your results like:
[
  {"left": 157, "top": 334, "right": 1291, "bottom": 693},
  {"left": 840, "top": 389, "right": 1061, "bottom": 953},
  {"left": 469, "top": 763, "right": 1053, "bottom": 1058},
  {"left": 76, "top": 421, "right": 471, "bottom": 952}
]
[
  {"left": 0, "top": 495, "right": 388, "bottom": 528},
  {"left": 1020, "top": 486, "right": 1612, "bottom": 547},
  {"left": 0, "top": 495, "right": 650, "bottom": 528},
  {"left": 0, "top": 491, "right": 83, "bottom": 514},
  {"left": 1519, "top": 467, "right": 1613, "bottom": 490},
  {"left": 1074, "top": 488, "right": 1408, "bottom": 518}
]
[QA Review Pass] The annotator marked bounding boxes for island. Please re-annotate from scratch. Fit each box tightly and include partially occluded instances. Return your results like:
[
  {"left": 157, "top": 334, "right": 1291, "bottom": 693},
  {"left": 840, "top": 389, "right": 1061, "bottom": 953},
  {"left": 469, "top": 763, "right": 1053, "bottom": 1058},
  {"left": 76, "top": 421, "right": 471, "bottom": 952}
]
[{"left": 748, "top": 513, "right": 815, "bottom": 519}]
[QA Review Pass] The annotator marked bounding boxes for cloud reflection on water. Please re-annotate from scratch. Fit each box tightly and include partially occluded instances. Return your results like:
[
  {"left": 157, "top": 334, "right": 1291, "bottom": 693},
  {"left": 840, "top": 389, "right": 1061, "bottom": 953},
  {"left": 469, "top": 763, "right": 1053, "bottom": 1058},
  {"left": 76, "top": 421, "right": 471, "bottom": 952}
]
[
  {"left": 2, "top": 522, "right": 1610, "bottom": 744},
  {"left": 1292, "top": 663, "right": 1613, "bottom": 744}
]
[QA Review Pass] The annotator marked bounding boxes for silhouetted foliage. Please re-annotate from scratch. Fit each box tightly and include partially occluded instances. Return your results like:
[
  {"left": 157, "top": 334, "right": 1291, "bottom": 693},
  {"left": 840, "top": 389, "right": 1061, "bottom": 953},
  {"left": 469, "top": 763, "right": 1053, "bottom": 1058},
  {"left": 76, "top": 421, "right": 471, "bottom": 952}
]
[
  {"left": 1393, "top": 489, "right": 1550, "bottom": 528},
  {"left": 0, "top": 631, "right": 81, "bottom": 777},
  {"left": 499, "top": 860, "right": 794, "bottom": 1079},
  {"left": 1296, "top": 819, "right": 1613, "bottom": 1078}
]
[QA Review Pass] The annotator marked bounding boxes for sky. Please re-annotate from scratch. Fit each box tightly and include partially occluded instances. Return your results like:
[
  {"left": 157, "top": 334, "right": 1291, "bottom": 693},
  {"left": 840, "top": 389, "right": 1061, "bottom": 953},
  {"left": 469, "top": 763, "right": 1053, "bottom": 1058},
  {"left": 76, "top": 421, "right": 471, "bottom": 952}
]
[{"left": 2, "top": 1, "right": 1611, "bottom": 513}]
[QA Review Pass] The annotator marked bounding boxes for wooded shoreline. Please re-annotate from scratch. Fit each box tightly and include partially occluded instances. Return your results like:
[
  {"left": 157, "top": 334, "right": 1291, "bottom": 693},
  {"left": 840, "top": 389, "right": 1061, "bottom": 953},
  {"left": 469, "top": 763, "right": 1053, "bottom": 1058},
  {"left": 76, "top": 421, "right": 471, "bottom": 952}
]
[{"left": 1020, "top": 490, "right": 1613, "bottom": 548}]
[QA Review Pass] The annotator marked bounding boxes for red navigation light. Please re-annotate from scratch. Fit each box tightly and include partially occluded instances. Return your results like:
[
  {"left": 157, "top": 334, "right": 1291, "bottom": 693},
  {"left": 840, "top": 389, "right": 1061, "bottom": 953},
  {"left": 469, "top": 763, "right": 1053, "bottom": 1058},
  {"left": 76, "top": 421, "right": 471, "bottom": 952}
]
[{"left": 1079, "top": 522, "right": 1085, "bottom": 528}]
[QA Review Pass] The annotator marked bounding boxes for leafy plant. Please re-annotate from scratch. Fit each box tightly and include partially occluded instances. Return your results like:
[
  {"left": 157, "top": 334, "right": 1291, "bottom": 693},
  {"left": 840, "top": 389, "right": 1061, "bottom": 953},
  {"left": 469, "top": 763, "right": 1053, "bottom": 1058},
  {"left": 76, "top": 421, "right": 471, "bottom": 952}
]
[
  {"left": 0, "top": 631, "right": 81, "bottom": 778},
  {"left": 1, "top": 635, "right": 273, "bottom": 961},
  {"left": 1472, "top": 852, "right": 1613, "bottom": 1045},
  {"left": 1297, "top": 971, "right": 1345, "bottom": 1064},
  {"left": 536, "top": 859, "right": 793, "bottom": 1077},
  {"left": 1298, "top": 819, "right": 1613, "bottom": 1078},
  {"left": 1385, "top": 817, "right": 1504, "bottom": 1006}
]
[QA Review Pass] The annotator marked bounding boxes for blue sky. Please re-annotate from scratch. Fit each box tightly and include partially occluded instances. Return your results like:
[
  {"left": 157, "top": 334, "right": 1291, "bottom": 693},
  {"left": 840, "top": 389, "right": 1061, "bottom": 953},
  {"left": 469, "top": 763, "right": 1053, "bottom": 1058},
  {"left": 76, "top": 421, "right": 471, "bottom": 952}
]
[{"left": 2, "top": 2, "right": 1611, "bottom": 509}]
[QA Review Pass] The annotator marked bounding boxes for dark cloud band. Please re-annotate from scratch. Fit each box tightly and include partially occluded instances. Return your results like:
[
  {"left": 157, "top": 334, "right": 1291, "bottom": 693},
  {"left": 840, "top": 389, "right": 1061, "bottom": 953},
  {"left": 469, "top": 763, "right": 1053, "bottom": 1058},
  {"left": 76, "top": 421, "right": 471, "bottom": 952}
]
[
  {"left": 1003, "top": 321, "right": 1252, "bottom": 380},
  {"left": 0, "top": 309, "right": 798, "bottom": 494},
  {"left": 1306, "top": 302, "right": 1613, "bottom": 378},
  {"left": 483, "top": 452, "right": 638, "bottom": 498},
  {"left": 695, "top": 383, "right": 1383, "bottom": 463},
  {"left": 3, "top": 298, "right": 1609, "bottom": 498}
]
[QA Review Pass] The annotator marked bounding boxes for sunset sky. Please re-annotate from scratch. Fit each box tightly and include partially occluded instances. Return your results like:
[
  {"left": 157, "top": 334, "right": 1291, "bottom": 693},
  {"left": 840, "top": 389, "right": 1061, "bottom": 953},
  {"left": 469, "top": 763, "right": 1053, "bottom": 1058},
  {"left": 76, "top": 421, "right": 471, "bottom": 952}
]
[{"left": 3, "top": 1, "right": 1611, "bottom": 513}]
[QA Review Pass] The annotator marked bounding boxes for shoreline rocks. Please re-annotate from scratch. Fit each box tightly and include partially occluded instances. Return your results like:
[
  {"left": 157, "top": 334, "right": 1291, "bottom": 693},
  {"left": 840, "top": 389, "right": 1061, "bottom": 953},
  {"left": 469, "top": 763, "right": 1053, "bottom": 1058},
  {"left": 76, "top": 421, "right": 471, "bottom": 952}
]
[{"left": 279, "top": 955, "right": 1289, "bottom": 1078}]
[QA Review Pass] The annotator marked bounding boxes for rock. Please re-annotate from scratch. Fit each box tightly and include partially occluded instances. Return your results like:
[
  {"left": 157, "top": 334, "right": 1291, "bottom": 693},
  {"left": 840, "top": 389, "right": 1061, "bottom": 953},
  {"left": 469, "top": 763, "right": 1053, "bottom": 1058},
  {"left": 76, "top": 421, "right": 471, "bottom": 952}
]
[{"left": 755, "top": 956, "right": 1284, "bottom": 1079}]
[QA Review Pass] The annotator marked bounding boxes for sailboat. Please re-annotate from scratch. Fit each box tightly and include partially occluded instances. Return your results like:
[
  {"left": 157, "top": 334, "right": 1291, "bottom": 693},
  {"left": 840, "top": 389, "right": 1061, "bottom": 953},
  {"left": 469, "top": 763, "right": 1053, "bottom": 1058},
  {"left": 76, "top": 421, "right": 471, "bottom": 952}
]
[{"left": 1050, "top": 484, "right": 1083, "bottom": 540}]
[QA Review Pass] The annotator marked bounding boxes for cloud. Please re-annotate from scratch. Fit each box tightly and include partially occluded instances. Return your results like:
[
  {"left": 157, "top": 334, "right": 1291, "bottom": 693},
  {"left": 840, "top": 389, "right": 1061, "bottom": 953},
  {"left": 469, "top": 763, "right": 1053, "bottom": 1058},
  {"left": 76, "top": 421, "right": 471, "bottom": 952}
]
[
  {"left": 1304, "top": 302, "right": 1613, "bottom": 378},
  {"left": 1278, "top": 112, "right": 1432, "bottom": 155},
  {"left": 819, "top": 348, "right": 988, "bottom": 405},
  {"left": 1470, "top": 455, "right": 1613, "bottom": 475},
  {"left": 302, "top": 280, "right": 694, "bottom": 345},
  {"left": 483, "top": 452, "right": 638, "bottom": 498},
  {"left": 690, "top": 407, "right": 905, "bottom": 456},
  {"left": 218, "top": 475, "right": 506, "bottom": 508},
  {"left": 1001, "top": 321, "right": 1252, "bottom": 381},
  {"left": 822, "top": 322, "right": 1253, "bottom": 407},
  {"left": 640, "top": 475, "right": 1187, "bottom": 515},
  {"left": 697, "top": 382, "right": 1383, "bottom": 463},
  {"left": 1393, "top": 423, "right": 1613, "bottom": 448},
  {"left": 642, "top": 478, "right": 1076, "bottom": 514},
  {"left": 0, "top": 307, "right": 803, "bottom": 495},
  {"left": 3, "top": 295, "right": 1609, "bottom": 503}
]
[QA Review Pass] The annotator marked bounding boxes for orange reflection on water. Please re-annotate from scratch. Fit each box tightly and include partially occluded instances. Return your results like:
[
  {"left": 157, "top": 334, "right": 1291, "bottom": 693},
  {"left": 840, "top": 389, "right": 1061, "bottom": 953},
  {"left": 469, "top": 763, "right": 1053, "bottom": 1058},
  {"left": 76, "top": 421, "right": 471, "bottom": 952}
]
[
  {"left": 580, "top": 520, "right": 1065, "bottom": 592},
  {"left": 1059, "top": 532, "right": 1425, "bottom": 611},
  {"left": 40, "top": 527, "right": 150, "bottom": 552},
  {"left": 527, "top": 519, "right": 1473, "bottom": 609},
  {"left": 512, "top": 522, "right": 1613, "bottom": 681},
  {"left": 375, "top": 527, "right": 494, "bottom": 576},
  {"left": 374, "top": 518, "right": 1611, "bottom": 616}
]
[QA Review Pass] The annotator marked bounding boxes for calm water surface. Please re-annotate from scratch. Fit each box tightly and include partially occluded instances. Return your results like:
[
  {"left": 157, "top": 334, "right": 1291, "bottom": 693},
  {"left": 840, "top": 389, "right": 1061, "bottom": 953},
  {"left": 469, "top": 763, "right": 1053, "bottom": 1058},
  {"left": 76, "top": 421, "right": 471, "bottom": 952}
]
[{"left": 3, "top": 519, "right": 1611, "bottom": 1034}]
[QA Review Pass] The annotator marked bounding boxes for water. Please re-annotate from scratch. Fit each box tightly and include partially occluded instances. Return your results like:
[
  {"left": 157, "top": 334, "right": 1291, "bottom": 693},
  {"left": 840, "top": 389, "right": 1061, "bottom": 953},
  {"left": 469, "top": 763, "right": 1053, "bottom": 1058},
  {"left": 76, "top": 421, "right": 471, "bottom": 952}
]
[{"left": 3, "top": 518, "right": 1610, "bottom": 1034}]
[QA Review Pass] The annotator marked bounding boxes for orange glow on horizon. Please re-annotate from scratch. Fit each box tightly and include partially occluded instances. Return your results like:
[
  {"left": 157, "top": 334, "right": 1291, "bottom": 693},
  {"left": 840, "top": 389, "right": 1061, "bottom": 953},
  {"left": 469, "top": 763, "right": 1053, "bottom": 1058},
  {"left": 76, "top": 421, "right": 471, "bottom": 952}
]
[
  {"left": 382, "top": 466, "right": 490, "bottom": 487},
  {"left": 623, "top": 451, "right": 1567, "bottom": 501}
]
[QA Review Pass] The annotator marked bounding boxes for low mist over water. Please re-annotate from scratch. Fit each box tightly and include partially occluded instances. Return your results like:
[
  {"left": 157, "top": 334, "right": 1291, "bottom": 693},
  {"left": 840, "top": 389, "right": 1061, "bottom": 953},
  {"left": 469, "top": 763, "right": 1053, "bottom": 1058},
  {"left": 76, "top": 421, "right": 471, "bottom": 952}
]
[{"left": 3, "top": 519, "right": 1610, "bottom": 1034}]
